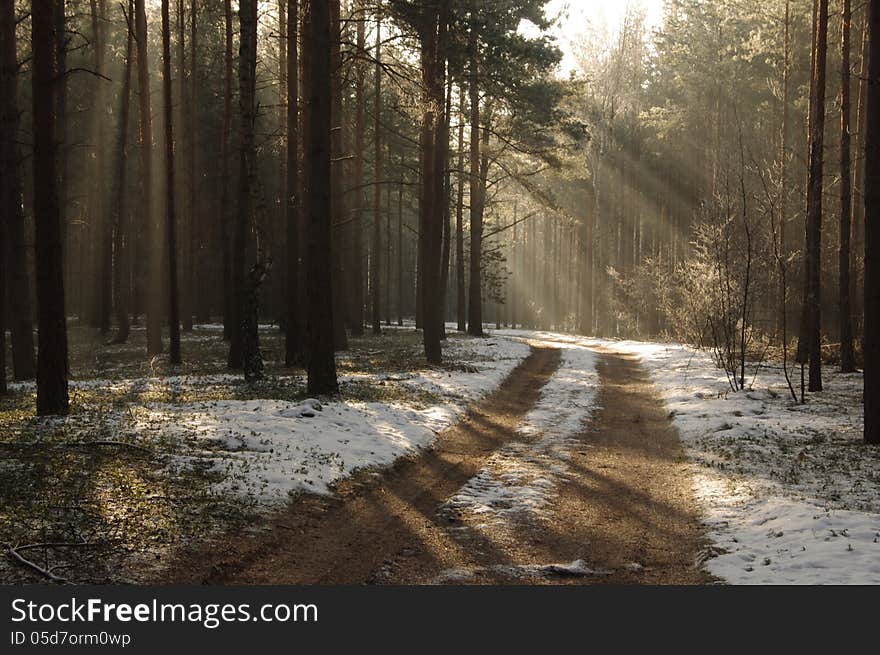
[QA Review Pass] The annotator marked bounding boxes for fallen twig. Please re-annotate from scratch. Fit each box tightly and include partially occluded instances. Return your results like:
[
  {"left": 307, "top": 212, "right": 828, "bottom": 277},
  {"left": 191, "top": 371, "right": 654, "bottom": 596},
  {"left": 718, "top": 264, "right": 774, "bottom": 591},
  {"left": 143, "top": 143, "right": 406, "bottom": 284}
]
[
  {"left": 2, "top": 542, "right": 68, "bottom": 584},
  {"left": 13, "top": 541, "right": 93, "bottom": 553}
]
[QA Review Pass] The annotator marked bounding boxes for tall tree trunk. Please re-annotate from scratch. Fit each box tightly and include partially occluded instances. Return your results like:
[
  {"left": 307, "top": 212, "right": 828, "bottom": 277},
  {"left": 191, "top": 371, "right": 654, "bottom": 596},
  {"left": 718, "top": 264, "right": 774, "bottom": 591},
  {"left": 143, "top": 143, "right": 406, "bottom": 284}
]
[
  {"left": 438, "top": 77, "right": 452, "bottom": 340},
  {"left": 466, "top": 32, "right": 483, "bottom": 337},
  {"left": 0, "top": 202, "right": 5, "bottom": 394},
  {"left": 111, "top": 0, "right": 135, "bottom": 345},
  {"left": 840, "top": 0, "right": 856, "bottom": 372},
  {"left": 1, "top": 1, "right": 36, "bottom": 381},
  {"left": 54, "top": 0, "right": 69, "bottom": 316},
  {"left": 286, "top": 0, "right": 305, "bottom": 366},
  {"left": 455, "top": 85, "right": 466, "bottom": 332},
  {"left": 278, "top": 0, "right": 287, "bottom": 330},
  {"left": 89, "top": 0, "right": 111, "bottom": 335},
  {"left": 134, "top": 0, "right": 162, "bottom": 355},
  {"left": 228, "top": 0, "right": 258, "bottom": 369},
  {"left": 865, "top": 0, "right": 880, "bottom": 443},
  {"left": 0, "top": 0, "right": 9, "bottom": 392},
  {"left": 798, "top": 0, "right": 828, "bottom": 392},
  {"left": 161, "top": 0, "right": 182, "bottom": 364},
  {"left": 303, "top": 0, "right": 339, "bottom": 393},
  {"left": 176, "top": 0, "right": 186, "bottom": 330},
  {"left": 32, "top": 0, "right": 70, "bottom": 416},
  {"left": 386, "top": 165, "right": 392, "bottom": 326},
  {"left": 371, "top": 4, "right": 382, "bottom": 336},
  {"left": 397, "top": 159, "right": 404, "bottom": 326},
  {"left": 191, "top": 0, "right": 206, "bottom": 325},
  {"left": 777, "top": 0, "right": 791, "bottom": 341},
  {"left": 854, "top": 2, "right": 870, "bottom": 333},
  {"left": 349, "top": 1, "right": 366, "bottom": 336},
  {"left": 330, "top": 0, "right": 349, "bottom": 349},
  {"left": 421, "top": 4, "right": 447, "bottom": 363},
  {"left": 221, "top": 0, "right": 233, "bottom": 340}
]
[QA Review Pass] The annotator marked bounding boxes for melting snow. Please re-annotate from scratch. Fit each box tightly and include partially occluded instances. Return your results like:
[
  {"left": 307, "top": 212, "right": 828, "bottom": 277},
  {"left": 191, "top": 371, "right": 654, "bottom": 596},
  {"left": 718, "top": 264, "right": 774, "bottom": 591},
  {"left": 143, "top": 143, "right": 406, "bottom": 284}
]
[{"left": 441, "top": 342, "right": 599, "bottom": 526}]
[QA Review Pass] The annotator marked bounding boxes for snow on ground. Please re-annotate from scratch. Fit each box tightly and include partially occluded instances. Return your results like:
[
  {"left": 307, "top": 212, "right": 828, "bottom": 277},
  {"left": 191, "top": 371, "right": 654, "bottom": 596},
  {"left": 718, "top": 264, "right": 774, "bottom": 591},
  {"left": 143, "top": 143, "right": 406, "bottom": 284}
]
[
  {"left": 496, "top": 329, "right": 879, "bottom": 584},
  {"left": 435, "top": 559, "right": 612, "bottom": 583},
  {"left": 603, "top": 340, "right": 880, "bottom": 584},
  {"left": 131, "top": 337, "right": 531, "bottom": 505},
  {"left": 440, "top": 341, "right": 599, "bottom": 528}
]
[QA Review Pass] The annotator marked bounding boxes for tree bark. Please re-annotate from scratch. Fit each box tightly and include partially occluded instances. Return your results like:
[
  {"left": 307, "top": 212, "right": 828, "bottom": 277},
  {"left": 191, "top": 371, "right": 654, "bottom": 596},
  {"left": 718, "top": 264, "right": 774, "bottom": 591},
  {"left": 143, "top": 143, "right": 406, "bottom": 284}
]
[
  {"left": 467, "top": 30, "right": 483, "bottom": 337},
  {"left": 349, "top": 1, "right": 366, "bottom": 336},
  {"left": 0, "top": 0, "right": 9, "bottom": 391},
  {"left": 184, "top": 0, "right": 199, "bottom": 329},
  {"left": 221, "top": 0, "right": 233, "bottom": 340},
  {"left": 397, "top": 156, "right": 404, "bottom": 326},
  {"left": 228, "top": 0, "right": 258, "bottom": 369},
  {"left": 840, "top": 0, "right": 856, "bottom": 372},
  {"left": 798, "top": 0, "right": 828, "bottom": 392},
  {"left": 330, "top": 0, "right": 349, "bottom": 350},
  {"left": 111, "top": 0, "right": 135, "bottom": 345},
  {"left": 865, "top": 0, "right": 880, "bottom": 443},
  {"left": 777, "top": 0, "right": 791, "bottom": 340},
  {"left": 32, "top": 0, "right": 70, "bottom": 416},
  {"left": 455, "top": 85, "right": 466, "bottom": 332},
  {"left": 161, "top": 0, "right": 182, "bottom": 364},
  {"left": 371, "top": 4, "right": 382, "bottom": 336},
  {"left": 134, "top": 0, "right": 162, "bottom": 355},
  {"left": 90, "top": 0, "right": 111, "bottom": 335},
  {"left": 303, "top": 0, "right": 339, "bottom": 394},
  {"left": 421, "top": 3, "right": 447, "bottom": 363},
  {"left": 1, "top": 1, "right": 36, "bottom": 381},
  {"left": 438, "top": 76, "right": 452, "bottom": 339},
  {"left": 286, "top": 0, "right": 305, "bottom": 366}
]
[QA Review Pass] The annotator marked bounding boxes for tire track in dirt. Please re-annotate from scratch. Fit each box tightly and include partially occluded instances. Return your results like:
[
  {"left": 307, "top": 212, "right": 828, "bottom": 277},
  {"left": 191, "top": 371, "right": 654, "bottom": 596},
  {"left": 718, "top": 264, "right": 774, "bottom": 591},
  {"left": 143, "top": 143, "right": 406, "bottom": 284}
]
[
  {"left": 556, "top": 350, "right": 714, "bottom": 583},
  {"left": 158, "top": 345, "right": 561, "bottom": 584},
  {"left": 406, "top": 348, "right": 715, "bottom": 585}
]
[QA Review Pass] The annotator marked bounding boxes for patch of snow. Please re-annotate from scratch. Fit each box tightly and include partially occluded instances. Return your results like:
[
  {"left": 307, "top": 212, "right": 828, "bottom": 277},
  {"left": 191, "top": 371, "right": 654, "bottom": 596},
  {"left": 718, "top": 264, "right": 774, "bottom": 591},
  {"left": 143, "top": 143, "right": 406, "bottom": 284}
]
[
  {"left": 132, "top": 337, "right": 531, "bottom": 505},
  {"left": 441, "top": 342, "right": 599, "bottom": 527},
  {"left": 434, "top": 559, "right": 611, "bottom": 583},
  {"left": 496, "top": 329, "right": 878, "bottom": 585}
]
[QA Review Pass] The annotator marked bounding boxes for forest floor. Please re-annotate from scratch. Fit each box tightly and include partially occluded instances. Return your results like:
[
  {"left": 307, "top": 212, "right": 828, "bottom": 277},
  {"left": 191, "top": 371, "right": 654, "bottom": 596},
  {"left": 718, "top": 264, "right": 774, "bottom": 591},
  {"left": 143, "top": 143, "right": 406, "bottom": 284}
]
[
  {"left": 158, "top": 346, "right": 712, "bottom": 585},
  {"left": 1, "top": 325, "right": 877, "bottom": 584}
]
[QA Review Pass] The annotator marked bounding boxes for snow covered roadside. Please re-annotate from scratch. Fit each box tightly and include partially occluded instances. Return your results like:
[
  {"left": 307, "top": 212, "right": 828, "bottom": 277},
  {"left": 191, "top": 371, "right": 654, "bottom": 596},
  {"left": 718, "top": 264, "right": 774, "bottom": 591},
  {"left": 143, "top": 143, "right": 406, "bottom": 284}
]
[
  {"left": 131, "top": 337, "right": 531, "bottom": 506},
  {"left": 505, "top": 332, "right": 879, "bottom": 585},
  {"left": 441, "top": 341, "right": 599, "bottom": 528},
  {"left": 597, "top": 341, "right": 880, "bottom": 584}
]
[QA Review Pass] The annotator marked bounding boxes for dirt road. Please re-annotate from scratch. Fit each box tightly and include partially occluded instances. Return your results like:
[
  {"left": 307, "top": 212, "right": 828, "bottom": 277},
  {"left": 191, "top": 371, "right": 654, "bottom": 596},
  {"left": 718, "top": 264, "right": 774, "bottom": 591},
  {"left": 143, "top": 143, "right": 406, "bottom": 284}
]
[{"left": 160, "top": 345, "right": 713, "bottom": 585}]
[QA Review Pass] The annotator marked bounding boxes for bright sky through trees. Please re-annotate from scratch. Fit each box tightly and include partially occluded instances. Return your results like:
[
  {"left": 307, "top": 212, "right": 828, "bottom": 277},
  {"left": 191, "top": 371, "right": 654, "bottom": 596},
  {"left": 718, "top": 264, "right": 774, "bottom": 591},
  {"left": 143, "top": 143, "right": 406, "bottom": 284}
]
[{"left": 539, "top": 0, "right": 664, "bottom": 73}]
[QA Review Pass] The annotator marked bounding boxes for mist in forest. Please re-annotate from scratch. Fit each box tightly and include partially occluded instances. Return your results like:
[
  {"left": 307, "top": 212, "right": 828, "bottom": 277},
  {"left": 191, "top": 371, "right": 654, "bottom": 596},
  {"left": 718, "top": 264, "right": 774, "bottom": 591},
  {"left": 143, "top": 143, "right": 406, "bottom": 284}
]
[{"left": 0, "top": 0, "right": 877, "bottom": 445}]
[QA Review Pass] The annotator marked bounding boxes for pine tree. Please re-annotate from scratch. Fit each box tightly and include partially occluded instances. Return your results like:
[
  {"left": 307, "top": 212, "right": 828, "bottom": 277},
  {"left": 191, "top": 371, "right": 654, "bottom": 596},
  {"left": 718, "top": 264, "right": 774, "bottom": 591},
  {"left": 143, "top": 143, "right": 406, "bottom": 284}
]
[
  {"left": 161, "top": 0, "right": 182, "bottom": 364},
  {"left": 32, "top": 0, "right": 70, "bottom": 416},
  {"left": 865, "top": 0, "right": 880, "bottom": 443},
  {"left": 303, "top": 0, "right": 339, "bottom": 394}
]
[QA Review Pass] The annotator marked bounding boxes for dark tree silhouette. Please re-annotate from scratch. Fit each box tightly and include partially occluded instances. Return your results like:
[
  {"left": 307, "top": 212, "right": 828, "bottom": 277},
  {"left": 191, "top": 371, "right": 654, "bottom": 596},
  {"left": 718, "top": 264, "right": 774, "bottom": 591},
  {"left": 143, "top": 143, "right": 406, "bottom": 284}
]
[
  {"left": 111, "top": 0, "right": 135, "bottom": 345},
  {"left": 840, "top": 0, "right": 856, "bottom": 373},
  {"left": 372, "top": 5, "right": 383, "bottom": 336},
  {"left": 286, "top": 0, "right": 306, "bottom": 366},
  {"left": 865, "top": 0, "right": 880, "bottom": 444},
  {"left": 161, "top": 0, "right": 182, "bottom": 364},
  {"left": 134, "top": 0, "right": 162, "bottom": 356},
  {"left": 228, "top": 0, "right": 258, "bottom": 370},
  {"left": 303, "top": 0, "right": 339, "bottom": 394},
  {"left": 797, "top": 0, "right": 828, "bottom": 392},
  {"left": 1, "top": 1, "right": 36, "bottom": 382},
  {"left": 32, "top": 0, "right": 70, "bottom": 416}
]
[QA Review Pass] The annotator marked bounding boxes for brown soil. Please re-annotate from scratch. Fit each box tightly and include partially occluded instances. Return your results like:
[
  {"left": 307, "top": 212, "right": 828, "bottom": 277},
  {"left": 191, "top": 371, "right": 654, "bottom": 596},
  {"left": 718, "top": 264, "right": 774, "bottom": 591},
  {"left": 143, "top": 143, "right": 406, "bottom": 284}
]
[
  {"left": 158, "top": 345, "right": 714, "bottom": 585},
  {"left": 550, "top": 350, "right": 716, "bottom": 584},
  {"left": 388, "top": 348, "right": 715, "bottom": 585}
]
